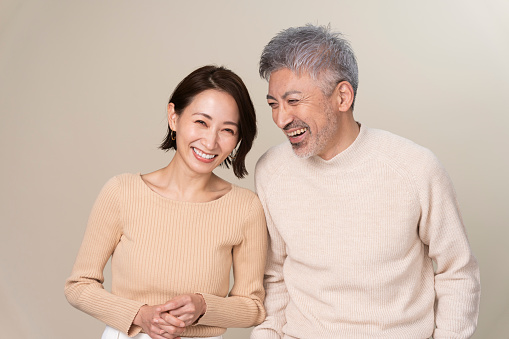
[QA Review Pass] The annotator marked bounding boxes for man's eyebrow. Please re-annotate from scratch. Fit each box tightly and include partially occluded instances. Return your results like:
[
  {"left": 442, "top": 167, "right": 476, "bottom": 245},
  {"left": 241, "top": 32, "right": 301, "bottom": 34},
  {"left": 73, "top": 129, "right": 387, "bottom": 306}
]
[
  {"left": 266, "top": 91, "right": 302, "bottom": 101},
  {"left": 192, "top": 112, "right": 238, "bottom": 126}
]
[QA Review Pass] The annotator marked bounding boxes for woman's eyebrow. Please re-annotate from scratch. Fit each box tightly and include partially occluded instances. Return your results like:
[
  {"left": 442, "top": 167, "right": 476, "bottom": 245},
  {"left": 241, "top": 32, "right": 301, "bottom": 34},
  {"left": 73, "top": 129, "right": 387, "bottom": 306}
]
[{"left": 192, "top": 112, "right": 238, "bottom": 126}]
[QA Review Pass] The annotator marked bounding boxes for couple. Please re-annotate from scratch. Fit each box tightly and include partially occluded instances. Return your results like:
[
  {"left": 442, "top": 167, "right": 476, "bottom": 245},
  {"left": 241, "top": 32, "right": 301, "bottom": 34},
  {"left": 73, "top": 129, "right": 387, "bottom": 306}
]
[{"left": 65, "top": 24, "right": 480, "bottom": 339}]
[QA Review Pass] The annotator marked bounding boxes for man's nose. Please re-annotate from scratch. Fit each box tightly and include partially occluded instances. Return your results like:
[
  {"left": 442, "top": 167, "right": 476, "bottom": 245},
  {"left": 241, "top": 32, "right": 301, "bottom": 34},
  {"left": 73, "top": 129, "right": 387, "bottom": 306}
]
[{"left": 273, "top": 105, "right": 292, "bottom": 129}]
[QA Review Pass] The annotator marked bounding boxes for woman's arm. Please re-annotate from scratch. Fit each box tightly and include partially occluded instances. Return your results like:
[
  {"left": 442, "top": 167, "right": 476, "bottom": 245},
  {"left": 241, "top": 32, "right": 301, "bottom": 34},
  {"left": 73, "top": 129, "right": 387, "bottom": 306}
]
[
  {"left": 199, "top": 196, "right": 267, "bottom": 327},
  {"left": 64, "top": 177, "right": 146, "bottom": 336}
]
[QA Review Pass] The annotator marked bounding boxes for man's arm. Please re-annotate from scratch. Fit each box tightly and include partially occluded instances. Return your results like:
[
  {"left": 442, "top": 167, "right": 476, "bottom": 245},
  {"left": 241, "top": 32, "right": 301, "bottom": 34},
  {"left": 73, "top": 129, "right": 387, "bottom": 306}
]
[
  {"left": 251, "top": 159, "right": 290, "bottom": 339},
  {"left": 417, "top": 156, "right": 481, "bottom": 338},
  {"left": 250, "top": 199, "right": 289, "bottom": 339}
]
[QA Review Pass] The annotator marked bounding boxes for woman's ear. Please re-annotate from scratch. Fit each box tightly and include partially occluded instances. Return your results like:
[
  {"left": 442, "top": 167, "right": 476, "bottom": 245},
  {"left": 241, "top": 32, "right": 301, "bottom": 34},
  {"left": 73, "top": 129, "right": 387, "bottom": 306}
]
[{"left": 167, "top": 103, "right": 178, "bottom": 130}]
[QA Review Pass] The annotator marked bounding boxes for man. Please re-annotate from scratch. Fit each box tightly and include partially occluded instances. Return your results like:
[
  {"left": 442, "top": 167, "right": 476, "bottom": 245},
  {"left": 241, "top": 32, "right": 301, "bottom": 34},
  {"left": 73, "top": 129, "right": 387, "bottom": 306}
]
[{"left": 250, "top": 24, "right": 480, "bottom": 339}]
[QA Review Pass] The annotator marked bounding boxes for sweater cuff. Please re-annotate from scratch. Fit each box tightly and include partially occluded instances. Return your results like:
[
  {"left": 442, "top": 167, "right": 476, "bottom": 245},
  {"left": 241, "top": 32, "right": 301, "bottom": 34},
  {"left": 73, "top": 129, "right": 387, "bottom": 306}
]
[
  {"left": 127, "top": 324, "right": 143, "bottom": 337},
  {"left": 192, "top": 293, "right": 222, "bottom": 327},
  {"left": 119, "top": 301, "right": 147, "bottom": 336}
]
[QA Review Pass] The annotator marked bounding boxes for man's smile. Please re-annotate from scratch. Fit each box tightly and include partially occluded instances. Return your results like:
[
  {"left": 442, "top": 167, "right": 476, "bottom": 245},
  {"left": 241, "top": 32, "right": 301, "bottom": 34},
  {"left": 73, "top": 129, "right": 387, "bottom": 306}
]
[{"left": 285, "top": 128, "right": 307, "bottom": 137}]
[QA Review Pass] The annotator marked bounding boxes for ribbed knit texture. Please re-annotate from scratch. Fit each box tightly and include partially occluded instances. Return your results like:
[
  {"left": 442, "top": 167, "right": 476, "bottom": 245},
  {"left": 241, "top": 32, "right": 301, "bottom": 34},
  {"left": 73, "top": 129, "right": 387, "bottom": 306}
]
[
  {"left": 251, "top": 125, "right": 480, "bottom": 339},
  {"left": 65, "top": 173, "right": 267, "bottom": 337}
]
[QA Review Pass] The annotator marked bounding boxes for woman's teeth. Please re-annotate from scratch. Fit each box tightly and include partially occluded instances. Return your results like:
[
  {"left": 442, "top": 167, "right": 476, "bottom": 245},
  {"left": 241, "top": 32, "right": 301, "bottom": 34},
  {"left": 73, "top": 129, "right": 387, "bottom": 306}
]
[
  {"left": 287, "top": 128, "right": 307, "bottom": 137},
  {"left": 193, "top": 147, "right": 216, "bottom": 159}
]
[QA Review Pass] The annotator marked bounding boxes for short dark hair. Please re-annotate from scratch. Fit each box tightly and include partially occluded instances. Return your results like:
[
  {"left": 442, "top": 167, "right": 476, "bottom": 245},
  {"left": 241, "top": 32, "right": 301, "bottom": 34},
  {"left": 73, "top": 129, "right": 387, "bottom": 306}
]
[{"left": 160, "top": 65, "right": 257, "bottom": 178}]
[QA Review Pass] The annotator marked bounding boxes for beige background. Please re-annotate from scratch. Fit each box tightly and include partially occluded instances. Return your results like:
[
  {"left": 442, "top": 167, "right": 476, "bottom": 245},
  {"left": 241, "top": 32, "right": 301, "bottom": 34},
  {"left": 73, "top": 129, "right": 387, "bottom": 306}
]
[{"left": 1, "top": 0, "right": 508, "bottom": 338}]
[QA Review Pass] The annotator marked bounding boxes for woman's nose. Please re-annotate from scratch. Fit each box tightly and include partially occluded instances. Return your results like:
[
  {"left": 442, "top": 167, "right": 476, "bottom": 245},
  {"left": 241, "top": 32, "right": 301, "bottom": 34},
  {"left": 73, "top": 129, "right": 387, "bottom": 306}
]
[{"left": 201, "top": 130, "right": 218, "bottom": 150}]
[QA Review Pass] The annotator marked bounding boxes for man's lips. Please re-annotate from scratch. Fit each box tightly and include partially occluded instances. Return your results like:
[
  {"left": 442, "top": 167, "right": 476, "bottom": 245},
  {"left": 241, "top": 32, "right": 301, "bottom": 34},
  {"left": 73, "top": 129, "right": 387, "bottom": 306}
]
[
  {"left": 284, "top": 127, "right": 308, "bottom": 143},
  {"left": 285, "top": 128, "right": 307, "bottom": 137}
]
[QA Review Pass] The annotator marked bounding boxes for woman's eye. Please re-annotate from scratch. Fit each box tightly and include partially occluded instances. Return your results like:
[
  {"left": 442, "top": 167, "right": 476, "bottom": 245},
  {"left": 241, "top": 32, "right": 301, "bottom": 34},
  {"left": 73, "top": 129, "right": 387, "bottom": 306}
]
[
  {"left": 224, "top": 128, "right": 236, "bottom": 135},
  {"left": 195, "top": 120, "right": 207, "bottom": 126}
]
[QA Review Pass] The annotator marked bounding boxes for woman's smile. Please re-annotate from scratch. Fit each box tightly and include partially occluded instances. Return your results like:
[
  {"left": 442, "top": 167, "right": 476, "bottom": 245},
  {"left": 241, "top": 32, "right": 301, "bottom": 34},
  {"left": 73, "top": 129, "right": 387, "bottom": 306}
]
[{"left": 192, "top": 147, "right": 217, "bottom": 162}]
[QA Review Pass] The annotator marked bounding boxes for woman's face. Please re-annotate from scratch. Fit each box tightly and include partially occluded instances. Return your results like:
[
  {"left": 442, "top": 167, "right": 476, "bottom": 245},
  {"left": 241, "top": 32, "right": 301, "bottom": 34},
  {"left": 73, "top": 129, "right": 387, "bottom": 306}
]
[{"left": 168, "top": 89, "right": 240, "bottom": 176}]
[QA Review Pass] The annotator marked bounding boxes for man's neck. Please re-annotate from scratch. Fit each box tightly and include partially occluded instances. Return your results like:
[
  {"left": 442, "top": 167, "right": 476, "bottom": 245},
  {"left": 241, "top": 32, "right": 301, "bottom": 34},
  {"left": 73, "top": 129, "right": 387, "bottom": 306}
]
[{"left": 318, "top": 114, "right": 360, "bottom": 161}]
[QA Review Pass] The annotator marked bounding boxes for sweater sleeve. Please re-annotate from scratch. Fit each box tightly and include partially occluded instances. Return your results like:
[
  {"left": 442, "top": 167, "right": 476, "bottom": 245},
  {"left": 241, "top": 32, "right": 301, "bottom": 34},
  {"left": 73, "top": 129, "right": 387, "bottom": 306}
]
[
  {"left": 64, "top": 176, "right": 145, "bottom": 336},
  {"left": 250, "top": 163, "right": 289, "bottom": 339},
  {"left": 416, "top": 156, "right": 481, "bottom": 339},
  {"left": 196, "top": 195, "right": 268, "bottom": 328}
]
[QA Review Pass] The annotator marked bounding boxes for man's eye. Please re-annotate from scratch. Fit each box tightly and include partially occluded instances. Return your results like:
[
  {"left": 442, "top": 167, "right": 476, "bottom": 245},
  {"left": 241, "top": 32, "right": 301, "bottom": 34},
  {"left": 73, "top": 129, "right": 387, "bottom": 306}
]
[
  {"left": 268, "top": 102, "right": 278, "bottom": 108},
  {"left": 288, "top": 99, "right": 299, "bottom": 104}
]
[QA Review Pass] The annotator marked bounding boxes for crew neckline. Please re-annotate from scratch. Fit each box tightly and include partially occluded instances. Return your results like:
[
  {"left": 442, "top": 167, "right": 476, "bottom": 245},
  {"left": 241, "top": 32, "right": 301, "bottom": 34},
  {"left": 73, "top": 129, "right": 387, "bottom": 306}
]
[
  {"left": 136, "top": 172, "right": 236, "bottom": 204},
  {"left": 307, "top": 123, "right": 370, "bottom": 168}
]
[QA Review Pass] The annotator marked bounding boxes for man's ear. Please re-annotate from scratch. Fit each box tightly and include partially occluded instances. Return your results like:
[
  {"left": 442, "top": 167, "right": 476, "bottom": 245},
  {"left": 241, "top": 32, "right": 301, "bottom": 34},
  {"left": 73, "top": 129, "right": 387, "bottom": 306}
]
[
  {"left": 167, "top": 103, "right": 178, "bottom": 130},
  {"left": 333, "top": 81, "right": 354, "bottom": 112}
]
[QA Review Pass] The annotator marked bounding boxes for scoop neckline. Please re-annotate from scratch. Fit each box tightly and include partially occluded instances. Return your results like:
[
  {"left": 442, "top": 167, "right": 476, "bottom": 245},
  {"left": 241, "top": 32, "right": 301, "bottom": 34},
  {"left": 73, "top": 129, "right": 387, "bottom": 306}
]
[{"left": 136, "top": 172, "right": 236, "bottom": 205}]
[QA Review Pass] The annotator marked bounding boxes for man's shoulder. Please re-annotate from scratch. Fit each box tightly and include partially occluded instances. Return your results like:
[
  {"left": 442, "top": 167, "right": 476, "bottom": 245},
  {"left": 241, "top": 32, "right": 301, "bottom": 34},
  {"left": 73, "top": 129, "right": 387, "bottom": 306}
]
[
  {"left": 256, "top": 142, "right": 293, "bottom": 172},
  {"left": 369, "top": 127, "right": 436, "bottom": 158},
  {"left": 367, "top": 127, "right": 443, "bottom": 176},
  {"left": 254, "top": 142, "right": 294, "bottom": 189}
]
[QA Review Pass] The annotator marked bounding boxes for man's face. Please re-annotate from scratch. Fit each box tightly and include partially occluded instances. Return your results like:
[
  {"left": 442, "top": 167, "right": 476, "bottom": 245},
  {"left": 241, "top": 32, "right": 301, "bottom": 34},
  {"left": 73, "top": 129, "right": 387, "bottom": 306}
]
[{"left": 267, "top": 68, "right": 339, "bottom": 159}]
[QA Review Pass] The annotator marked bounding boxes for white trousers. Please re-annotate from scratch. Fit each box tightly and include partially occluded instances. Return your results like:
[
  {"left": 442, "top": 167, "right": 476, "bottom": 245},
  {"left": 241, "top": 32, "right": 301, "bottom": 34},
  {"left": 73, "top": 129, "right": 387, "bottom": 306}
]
[{"left": 101, "top": 325, "right": 223, "bottom": 339}]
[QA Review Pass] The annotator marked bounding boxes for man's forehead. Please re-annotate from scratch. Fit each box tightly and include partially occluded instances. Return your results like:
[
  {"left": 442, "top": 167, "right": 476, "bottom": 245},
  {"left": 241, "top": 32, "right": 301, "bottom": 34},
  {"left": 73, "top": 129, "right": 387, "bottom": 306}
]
[
  {"left": 270, "top": 67, "right": 307, "bottom": 79},
  {"left": 268, "top": 69, "right": 317, "bottom": 97}
]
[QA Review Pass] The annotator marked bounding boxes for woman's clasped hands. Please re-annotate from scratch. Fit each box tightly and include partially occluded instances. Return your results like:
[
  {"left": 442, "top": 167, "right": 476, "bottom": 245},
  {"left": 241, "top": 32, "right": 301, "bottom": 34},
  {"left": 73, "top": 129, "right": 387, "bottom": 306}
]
[{"left": 133, "top": 293, "right": 207, "bottom": 339}]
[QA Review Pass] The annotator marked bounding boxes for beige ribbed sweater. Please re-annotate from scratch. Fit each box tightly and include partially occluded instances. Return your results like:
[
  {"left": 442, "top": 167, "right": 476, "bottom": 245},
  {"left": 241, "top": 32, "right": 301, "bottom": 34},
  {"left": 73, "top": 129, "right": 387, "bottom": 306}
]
[
  {"left": 251, "top": 125, "right": 480, "bottom": 339},
  {"left": 65, "top": 173, "right": 267, "bottom": 337}
]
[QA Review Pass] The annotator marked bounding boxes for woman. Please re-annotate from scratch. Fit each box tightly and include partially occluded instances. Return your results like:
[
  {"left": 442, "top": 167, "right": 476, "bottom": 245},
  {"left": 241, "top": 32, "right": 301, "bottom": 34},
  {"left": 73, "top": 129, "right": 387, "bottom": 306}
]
[{"left": 65, "top": 65, "right": 267, "bottom": 339}]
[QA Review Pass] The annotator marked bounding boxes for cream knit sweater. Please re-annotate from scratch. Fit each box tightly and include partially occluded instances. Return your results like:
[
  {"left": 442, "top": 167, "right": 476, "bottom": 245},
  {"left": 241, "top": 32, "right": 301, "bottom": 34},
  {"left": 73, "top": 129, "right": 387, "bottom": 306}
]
[
  {"left": 65, "top": 173, "right": 267, "bottom": 337},
  {"left": 251, "top": 125, "right": 480, "bottom": 339}
]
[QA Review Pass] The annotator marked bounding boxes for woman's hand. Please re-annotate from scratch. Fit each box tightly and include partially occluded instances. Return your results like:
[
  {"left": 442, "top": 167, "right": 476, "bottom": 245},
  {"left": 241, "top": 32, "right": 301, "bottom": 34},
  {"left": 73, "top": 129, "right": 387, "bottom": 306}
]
[
  {"left": 133, "top": 304, "right": 186, "bottom": 339},
  {"left": 158, "top": 293, "right": 207, "bottom": 327}
]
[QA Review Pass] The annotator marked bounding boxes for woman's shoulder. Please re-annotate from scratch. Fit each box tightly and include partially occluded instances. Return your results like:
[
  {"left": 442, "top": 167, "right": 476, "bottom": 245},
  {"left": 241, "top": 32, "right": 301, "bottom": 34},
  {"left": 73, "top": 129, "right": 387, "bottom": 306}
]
[
  {"left": 109, "top": 172, "right": 141, "bottom": 185},
  {"left": 229, "top": 183, "right": 255, "bottom": 197},
  {"left": 210, "top": 174, "right": 257, "bottom": 202},
  {"left": 229, "top": 184, "right": 262, "bottom": 207},
  {"left": 97, "top": 173, "right": 142, "bottom": 194}
]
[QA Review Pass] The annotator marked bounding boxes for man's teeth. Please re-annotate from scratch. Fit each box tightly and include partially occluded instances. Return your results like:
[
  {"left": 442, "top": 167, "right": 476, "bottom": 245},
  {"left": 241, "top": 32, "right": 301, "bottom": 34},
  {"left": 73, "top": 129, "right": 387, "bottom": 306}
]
[
  {"left": 287, "top": 128, "right": 307, "bottom": 137},
  {"left": 193, "top": 147, "right": 216, "bottom": 159}
]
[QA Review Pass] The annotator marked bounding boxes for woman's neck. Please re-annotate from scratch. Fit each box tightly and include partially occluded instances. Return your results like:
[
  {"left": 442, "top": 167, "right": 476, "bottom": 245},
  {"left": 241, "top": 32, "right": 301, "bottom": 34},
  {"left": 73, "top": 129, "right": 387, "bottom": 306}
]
[{"left": 141, "top": 157, "right": 231, "bottom": 202}]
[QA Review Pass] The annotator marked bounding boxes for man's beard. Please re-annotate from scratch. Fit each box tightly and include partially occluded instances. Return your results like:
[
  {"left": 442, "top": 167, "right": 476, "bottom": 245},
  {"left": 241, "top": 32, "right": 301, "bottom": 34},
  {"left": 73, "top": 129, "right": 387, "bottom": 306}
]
[{"left": 292, "top": 104, "right": 337, "bottom": 159}]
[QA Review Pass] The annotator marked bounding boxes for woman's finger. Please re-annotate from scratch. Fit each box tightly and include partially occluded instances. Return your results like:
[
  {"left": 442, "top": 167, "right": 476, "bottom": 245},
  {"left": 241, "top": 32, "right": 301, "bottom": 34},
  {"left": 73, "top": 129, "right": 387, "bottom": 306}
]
[
  {"left": 156, "top": 295, "right": 189, "bottom": 313},
  {"left": 168, "top": 305, "right": 188, "bottom": 317},
  {"left": 159, "top": 312, "right": 186, "bottom": 328},
  {"left": 147, "top": 329, "right": 170, "bottom": 339},
  {"left": 157, "top": 324, "right": 185, "bottom": 338}
]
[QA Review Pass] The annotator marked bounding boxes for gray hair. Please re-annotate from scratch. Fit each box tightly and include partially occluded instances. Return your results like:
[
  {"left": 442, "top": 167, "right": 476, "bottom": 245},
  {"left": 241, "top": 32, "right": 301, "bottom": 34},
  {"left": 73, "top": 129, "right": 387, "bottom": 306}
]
[{"left": 259, "top": 24, "right": 359, "bottom": 108}]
